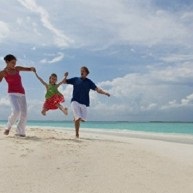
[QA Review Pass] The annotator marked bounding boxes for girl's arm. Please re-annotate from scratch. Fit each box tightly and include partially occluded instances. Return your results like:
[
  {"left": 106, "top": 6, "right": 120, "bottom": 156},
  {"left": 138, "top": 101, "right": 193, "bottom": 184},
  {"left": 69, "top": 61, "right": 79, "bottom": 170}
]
[
  {"left": 34, "top": 72, "right": 48, "bottom": 88},
  {"left": 15, "top": 66, "right": 36, "bottom": 72},
  {"left": 56, "top": 72, "right": 68, "bottom": 88}
]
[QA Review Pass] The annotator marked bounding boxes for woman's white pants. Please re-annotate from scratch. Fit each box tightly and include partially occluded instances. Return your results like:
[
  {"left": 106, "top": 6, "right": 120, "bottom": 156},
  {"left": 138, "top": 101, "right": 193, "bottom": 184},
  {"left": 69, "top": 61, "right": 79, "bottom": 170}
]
[{"left": 7, "top": 94, "right": 27, "bottom": 135}]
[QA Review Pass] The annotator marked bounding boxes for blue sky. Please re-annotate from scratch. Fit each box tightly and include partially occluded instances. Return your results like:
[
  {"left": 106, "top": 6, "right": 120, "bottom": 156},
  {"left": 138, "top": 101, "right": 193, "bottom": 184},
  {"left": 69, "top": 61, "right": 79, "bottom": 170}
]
[{"left": 0, "top": 0, "right": 193, "bottom": 121}]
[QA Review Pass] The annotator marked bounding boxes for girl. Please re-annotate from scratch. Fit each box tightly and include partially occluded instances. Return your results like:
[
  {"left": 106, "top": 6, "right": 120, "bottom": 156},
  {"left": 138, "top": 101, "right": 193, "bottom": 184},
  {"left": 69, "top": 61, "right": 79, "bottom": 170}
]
[
  {"left": 0, "top": 54, "right": 36, "bottom": 137},
  {"left": 34, "top": 72, "right": 68, "bottom": 116}
]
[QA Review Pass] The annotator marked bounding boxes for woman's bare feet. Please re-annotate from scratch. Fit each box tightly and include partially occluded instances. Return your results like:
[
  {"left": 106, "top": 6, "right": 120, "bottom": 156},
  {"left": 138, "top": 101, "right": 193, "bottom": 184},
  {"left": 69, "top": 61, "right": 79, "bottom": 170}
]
[
  {"left": 15, "top": 134, "right": 26, "bottom": 137},
  {"left": 4, "top": 129, "right": 10, "bottom": 135}
]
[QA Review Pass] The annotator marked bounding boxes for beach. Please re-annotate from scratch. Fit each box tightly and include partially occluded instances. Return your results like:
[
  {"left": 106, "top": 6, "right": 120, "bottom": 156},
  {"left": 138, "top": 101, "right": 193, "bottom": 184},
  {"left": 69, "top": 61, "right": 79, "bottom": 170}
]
[{"left": 0, "top": 126, "right": 193, "bottom": 193}]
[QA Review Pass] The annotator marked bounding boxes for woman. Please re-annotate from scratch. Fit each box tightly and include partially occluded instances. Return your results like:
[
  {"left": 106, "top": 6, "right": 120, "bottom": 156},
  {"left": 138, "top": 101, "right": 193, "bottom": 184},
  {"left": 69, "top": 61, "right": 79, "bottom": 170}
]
[{"left": 0, "top": 54, "right": 35, "bottom": 137}]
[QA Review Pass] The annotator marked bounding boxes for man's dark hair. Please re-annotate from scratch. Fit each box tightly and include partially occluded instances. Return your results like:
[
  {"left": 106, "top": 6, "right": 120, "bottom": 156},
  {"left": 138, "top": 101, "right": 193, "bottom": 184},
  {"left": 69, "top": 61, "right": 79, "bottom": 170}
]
[{"left": 81, "top": 66, "right": 90, "bottom": 75}]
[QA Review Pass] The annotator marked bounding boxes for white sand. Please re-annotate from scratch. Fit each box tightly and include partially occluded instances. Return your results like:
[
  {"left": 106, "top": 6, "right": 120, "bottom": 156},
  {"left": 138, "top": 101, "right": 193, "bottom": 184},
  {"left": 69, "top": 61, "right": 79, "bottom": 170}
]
[{"left": 0, "top": 127, "right": 193, "bottom": 193}]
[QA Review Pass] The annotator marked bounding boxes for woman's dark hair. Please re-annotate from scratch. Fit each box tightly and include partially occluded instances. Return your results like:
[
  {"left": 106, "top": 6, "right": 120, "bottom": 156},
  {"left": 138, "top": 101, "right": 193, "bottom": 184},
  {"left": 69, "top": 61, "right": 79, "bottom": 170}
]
[
  {"left": 81, "top": 66, "right": 90, "bottom": 75},
  {"left": 4, "top": 54, "right": 17, "bottom": 62}
]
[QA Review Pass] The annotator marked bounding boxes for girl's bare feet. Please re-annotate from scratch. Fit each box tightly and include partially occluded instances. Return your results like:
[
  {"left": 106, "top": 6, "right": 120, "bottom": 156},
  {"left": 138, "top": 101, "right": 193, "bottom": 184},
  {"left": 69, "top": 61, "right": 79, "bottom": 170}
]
[
  {"left": 62, "top": 107, "right": 68, "bottom": 115},
  {"left": 41, "top": 109, "right": 46, "bottom": 116}
]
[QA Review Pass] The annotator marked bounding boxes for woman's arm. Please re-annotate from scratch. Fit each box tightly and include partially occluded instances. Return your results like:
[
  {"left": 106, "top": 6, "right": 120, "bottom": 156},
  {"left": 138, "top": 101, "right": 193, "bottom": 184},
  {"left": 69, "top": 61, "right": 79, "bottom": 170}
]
[{"left": 16, "top": 66, "right": 36, "bottom": 72}]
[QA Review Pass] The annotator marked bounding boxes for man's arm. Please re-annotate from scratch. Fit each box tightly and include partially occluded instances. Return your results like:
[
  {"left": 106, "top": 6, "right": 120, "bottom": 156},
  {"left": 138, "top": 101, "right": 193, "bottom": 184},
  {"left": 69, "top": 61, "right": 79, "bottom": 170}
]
[
  {"left": 95, "top": 87, "right": 110, "bottom": 97},
  {"left": 57, "top": 72, "right": 69, "bottom": 87},
  {"left": 62, "top": 72, "right": 69, "bottom": 84}
]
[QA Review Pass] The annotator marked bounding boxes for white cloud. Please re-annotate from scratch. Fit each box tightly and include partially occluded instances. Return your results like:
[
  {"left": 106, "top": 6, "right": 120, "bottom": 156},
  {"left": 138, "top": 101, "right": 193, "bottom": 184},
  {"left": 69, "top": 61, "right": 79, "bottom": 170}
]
[
  {"left": 181, "top": 11, "right": 193, "bottom": 21},
  {"left": 60, "top": 85, "right": 73, "bottom": 101},
  {"left": 0, "top": 21, "right": 10, "bottom": 40},
  {"left": 40, "top": 52, "right": 64, "bottom": 64},
  {"left": 58, "top": 0, "right": 191, "bottom": 48},
  {"left": 0, "top": 97, "right": 10, "bottom": 106},
  {"left": 0, "top": 0, "right": 192, "bottom": 49},
  {"left": 181, "top": 94, "right": 193, "bottom": 105},
  {"left": 86, "top": 62, "right": 193, "bottom": 118},
  {"left": 161, "top": 54, "right": 193, "bottom": 63},
  {"left": 161, "top": 93, "right": 193, "bottom": 110},
  {"left": 117, "top": 9, "right": 188, "bottom": 45},
  {"left": 140, "top": 103, "right": 157, "bottom": 111},
  {"left": 17, "top": 0, "right": 73, "bottom": 47},
  {"left": 150, "top": 62, "right": 193, "bottom": 83}
]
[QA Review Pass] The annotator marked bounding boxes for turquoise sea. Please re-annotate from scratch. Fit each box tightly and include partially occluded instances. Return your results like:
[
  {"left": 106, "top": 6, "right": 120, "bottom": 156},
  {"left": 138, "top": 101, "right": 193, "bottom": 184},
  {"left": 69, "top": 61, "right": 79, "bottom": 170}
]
[{"left": 0, "top": 120, "right": 193, "bottom": 136}]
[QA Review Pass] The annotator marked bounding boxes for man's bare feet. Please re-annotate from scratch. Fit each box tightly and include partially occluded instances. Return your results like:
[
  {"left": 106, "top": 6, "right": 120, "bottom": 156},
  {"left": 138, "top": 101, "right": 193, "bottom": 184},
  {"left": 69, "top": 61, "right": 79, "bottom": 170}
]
[
  {"left": 76, "top": 133, "right": 79, "bottom": 138},
  {"left": 76, "top": 129, "right": 79, "bottom": 138},
  {"left": 4, "top": 129, "right": 10, "bottom": 135}
]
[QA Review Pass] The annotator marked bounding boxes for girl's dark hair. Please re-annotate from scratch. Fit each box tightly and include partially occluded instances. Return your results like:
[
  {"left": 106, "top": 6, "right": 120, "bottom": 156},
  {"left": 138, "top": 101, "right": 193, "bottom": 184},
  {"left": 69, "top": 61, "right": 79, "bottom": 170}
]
[
  {"left": 4, "top": 54, "right": 17, "bottom": 62},
  {"left": 49, "top": 73, "right": 57, "bottom": 84},
  {"left": 81, "top": 66, "right": 90, "bottom": 75},
  {"left": 50, "top": 73, "right": 57, "bottom": 78}
]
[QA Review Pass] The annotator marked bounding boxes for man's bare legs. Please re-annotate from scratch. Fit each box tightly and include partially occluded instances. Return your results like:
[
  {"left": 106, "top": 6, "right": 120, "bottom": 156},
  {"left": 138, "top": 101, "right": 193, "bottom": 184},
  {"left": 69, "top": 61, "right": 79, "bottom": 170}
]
[
  {"left": 74, "top": 118, "right": 85, "bottom": 138},
  {"left": 74, "top": 118, "right": 81, "bottom": 138}
]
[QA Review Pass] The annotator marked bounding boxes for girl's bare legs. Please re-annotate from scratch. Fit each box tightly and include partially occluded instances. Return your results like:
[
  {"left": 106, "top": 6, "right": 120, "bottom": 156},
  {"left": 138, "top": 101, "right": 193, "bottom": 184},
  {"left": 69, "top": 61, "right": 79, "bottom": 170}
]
[{"left": 57, "top": 104, "right": 68, "bottom": 115}]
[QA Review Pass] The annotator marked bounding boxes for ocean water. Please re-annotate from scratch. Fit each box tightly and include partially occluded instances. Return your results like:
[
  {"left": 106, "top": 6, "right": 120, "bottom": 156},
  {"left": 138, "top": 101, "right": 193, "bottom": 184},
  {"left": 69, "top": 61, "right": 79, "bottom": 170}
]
[{"left": 0, "top": 120, "right": 193, "bottom": 136}]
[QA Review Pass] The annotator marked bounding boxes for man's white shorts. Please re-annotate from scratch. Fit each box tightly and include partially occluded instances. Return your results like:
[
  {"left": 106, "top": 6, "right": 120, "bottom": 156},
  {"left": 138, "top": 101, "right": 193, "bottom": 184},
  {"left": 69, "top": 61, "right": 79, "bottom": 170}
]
[{"left": 71, "top": 101, "right": 87, "bottom": 121}]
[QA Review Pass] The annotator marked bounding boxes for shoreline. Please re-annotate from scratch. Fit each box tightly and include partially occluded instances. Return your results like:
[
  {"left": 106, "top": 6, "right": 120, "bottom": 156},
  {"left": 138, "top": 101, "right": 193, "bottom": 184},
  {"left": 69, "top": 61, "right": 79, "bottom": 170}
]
[{"left": 1, "top": 125, "right": 193, "bottom": 145}]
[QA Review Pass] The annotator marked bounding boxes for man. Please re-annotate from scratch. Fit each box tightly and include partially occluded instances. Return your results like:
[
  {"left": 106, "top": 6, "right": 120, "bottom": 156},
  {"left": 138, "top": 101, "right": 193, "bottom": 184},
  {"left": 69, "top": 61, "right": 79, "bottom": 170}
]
[{"left": 64, "top": 66, "right": 110, "bottom": 138}]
